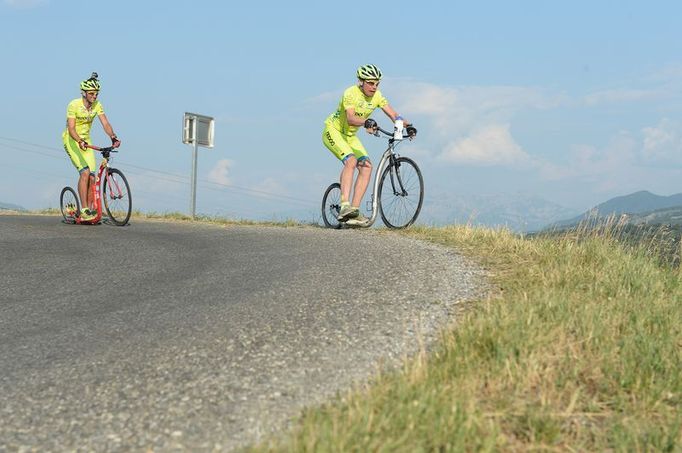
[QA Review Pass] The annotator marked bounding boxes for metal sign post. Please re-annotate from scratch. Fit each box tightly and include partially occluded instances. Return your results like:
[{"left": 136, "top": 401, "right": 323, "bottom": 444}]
[
  {"left": 182, "top": 112, "right": 215, "bottom": 219},
  {"left": 190, "top": 118, "right": 198, "bottom": 218}
]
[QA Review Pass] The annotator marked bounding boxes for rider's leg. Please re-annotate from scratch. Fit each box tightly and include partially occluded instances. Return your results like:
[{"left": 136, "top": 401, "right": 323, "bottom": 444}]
[
  {"left": 336, "top": 156, "right": 361, "bottom": 220},
  {"left": 340, "top": 156, "right": 357, "bottom": 204},
  {"left": 76, "top": 169, "right": 95, "bottom": 220},
  {"left": 323, "top": 125, "right": 357, "bottom": 207},
  {"left": 77, "top": 169, "right": 91, "bottom": 209},
  {"left": 86, "top": 173, "right": 95, "bottom": 209},
  {"left": 322, "top": 126, "right": 369, "bottom": 221},
  {"left": 351, "top": 157, "right": 372, "bottom": 208},
  {"left": 64, "top": 137, "right": 96, "bottom": 212}
]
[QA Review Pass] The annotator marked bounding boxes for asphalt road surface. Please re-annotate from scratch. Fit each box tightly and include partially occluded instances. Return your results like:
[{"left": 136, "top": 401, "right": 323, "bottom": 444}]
[{"left": 0, "top": 215, "right": 486, "bottom": 451}]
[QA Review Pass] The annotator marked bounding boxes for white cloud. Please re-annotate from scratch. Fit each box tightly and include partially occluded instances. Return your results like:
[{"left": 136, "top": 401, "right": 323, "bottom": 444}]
[
  {"left": 250, "top": 177, "right": 287, "bottom": 198},
  {"left": 642, "top": 118, "right": 682, "bottom": 164},
  {"left": 382, "top": 81, "right": 568, "bottom": 168},
  {"left": 583, "top": 88, "right": 661, "bottom": 106},
  {"left": 438, "top": 124, "right": 531, "bottom": 166},
  {"left": 538, "top": 131, "right": 641, "bottom": 193},
  {"left": 394, "top": 81, "right": 568, "bottom": 134},
  {"left": 4, "top": 0, "right": 48, "bottom": 8},
  {"left": 303, "top": 89, "right": 343, "bottom": 106},
  {"left": 208, "top": 159, "right": 234, "bottom": 186},
  {"left": 583, "top": 65, "right": 682, "bottom": 106},
  {"left": 648, "top": 63, "right": 682, "bottom": 83}
]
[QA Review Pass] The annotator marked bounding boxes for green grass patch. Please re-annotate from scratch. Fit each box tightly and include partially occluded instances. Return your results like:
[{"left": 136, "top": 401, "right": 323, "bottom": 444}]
[
  {"left": 17, "top": 208, "right": 307, "bottom": 228},
  {"left": 251, "top": 224, "right": 682, "bottom": 452}
]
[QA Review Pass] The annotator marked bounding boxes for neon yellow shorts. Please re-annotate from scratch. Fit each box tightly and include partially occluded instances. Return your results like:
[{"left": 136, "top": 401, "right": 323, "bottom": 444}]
[
  {"left": 322, "top": 125, "right": 369, "bottom": 163},
  {"left": 63, "top": 135, "right": 96, "bottom": 174}
]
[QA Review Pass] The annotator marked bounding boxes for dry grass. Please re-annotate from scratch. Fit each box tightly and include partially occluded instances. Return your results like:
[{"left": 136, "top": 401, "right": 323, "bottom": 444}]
[{"left": 7, "top": 209, "right": 306, "bottom": 228}]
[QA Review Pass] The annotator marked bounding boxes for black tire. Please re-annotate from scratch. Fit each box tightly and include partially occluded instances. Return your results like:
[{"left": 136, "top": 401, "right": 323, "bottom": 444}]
[
  {"left": 378, "top": 157, "right": 424, "bottom": 229},
  {"left": 321, "top": 182, "right": 343, "bottom": 229},
  {"left": 102, "top": 168, "right": 132, "bottom": 226},
  {"left": 60, "top": 186, "right": 80, "bottom": 224}
]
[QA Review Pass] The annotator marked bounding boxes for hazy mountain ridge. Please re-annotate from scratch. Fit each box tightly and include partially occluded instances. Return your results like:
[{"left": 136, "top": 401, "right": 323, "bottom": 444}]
[
  {"left": 549, "top": 191, "right": 682, "bottom": 229},
  {"left": 0, "top": 201, "right": 26, "bottom": 211},
  {"left": 421, "top": 192, "right": 580, "bottom": 232}
]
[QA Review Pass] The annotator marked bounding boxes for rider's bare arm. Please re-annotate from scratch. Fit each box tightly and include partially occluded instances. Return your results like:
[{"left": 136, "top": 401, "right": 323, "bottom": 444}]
[
  {"left": 98, "top": 113, "right": 121, "bottom": 148},
  {"left": 381, "top": 104, "right": 409, "bottom": 126},
  {"left": 66, "top": 118, "right": 82, "bottom": 142},
  {"left": 98, "top": 113, "right": 116, "bottom": 140},
  {"left": 66, "top": 117, "right": 88, "bottom": 150},
  {"left": 344, "top": 107, "right": 368, "bottom": 127}
]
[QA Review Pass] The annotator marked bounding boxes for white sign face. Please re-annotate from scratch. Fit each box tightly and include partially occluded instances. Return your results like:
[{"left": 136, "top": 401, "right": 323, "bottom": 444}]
[{"left": 183, "top": 112, "right": 215, "bottom": 148}]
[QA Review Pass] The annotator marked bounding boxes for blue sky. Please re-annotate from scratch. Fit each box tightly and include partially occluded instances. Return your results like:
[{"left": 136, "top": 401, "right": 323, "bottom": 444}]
[{"left": 2, "top": 0, "right": 681, "bottom": 224}]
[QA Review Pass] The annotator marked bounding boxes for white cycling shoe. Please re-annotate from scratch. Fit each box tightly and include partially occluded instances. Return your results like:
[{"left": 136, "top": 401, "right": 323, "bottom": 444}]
[{"left": 345, "top": 214, "right": 370, "bottom": 227}]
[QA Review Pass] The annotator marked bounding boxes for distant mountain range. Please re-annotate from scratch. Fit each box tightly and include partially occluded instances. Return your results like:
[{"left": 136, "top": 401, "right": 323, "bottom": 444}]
[
  {"left": 420, "top": 192, "right": 580, "bottom": 232},
  {"left": 549, "top": 191, "right": 682, "bottom": 229},
  {"left": 419, "top": 190, "right": 682, "bottom": 232},
  {"left": 6, "top": 190, "right": 680, "bottom": 232},
  {"left": 0, "top": 201, "right": 26, "bottom": 211}
]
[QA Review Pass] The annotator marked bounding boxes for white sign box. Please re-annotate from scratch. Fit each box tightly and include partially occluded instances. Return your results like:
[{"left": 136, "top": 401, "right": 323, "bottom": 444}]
[{"left": 183, "top": 112, "right": 214, "bottom": 148}]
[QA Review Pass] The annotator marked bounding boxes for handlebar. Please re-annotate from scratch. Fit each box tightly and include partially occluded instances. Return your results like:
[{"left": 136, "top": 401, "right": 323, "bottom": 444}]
[
  {"left": 86, "top": 144, "right": 119, "bottom": 153},
  {"left": 364, "top": 118, "right": 417, "bottom": 140}
]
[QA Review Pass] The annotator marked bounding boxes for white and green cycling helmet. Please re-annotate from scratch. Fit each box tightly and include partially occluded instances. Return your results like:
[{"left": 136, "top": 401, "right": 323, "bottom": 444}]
[
  {"left": 357, "top": 64, "right": 382, "bottom": 81},
  {"left": 80, "top": 72, "right": 100, "bottom": 91}
]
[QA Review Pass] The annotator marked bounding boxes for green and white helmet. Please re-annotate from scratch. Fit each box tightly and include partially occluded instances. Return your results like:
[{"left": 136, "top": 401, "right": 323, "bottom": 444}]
[
  {"left": 357, "top": 64, "right": 382, "bottom": 81},
  {"left": 80, "top": 72, "right": 100, "bottom": 91}
]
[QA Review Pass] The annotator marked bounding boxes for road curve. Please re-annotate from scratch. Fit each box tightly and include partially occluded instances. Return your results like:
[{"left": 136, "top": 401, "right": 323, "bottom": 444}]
[{"left": 0, "top": 215, "right": 486, "bottom": 451}]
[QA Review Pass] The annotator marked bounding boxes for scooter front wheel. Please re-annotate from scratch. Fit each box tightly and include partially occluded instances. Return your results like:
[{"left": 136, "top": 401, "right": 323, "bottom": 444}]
[
  {"left": 60, "top": 187, "right": 80, "bottom": 224},
  {"left": 321, "top": 183, "right": 343, "bottom": 229}
]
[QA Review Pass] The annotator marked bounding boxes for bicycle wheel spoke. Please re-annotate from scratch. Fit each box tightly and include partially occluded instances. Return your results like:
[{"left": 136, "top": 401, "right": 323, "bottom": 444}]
[
  {"left": 103, "top": 168, "right": 132, "bottom": 226},
  {"left": 378, "top": 157, "right": 424, "bottom": 229},
  {"left": 107, "top": 175, "right": 124, "bottom": 199},
  {"left": 321, "top": 183, "right": 342, "bottom": 229},
  {"left": 60, "top": 187, "right": 80, "bottom": 224}
]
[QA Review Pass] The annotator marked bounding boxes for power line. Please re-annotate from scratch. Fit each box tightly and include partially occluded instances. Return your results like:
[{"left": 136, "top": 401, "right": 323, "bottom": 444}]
[{"left": 0, "top": 137, "right": 319, "bottom": 208}]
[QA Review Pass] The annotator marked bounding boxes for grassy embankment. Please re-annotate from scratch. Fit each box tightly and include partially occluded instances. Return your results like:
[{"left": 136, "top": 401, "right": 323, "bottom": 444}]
[{"left": 252, "top": 221, "right": 681, "bottom": 452}]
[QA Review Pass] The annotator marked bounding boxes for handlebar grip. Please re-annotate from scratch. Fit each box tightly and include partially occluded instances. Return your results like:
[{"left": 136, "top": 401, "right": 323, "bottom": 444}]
[
  {"left": 406, "top": 125, "right": 417, "bottom": 137},
  {"left": 364, "top": 118, "right": 377, "bottom": 129}
]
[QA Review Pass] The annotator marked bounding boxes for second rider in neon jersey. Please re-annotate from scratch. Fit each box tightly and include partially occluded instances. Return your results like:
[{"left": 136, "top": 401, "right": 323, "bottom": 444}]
[
  {"left": 322, "top": 64, "right": 410, "bottom": 226},
  {"left": 62, "top": 72, "right": 121, "bottom": 221}
]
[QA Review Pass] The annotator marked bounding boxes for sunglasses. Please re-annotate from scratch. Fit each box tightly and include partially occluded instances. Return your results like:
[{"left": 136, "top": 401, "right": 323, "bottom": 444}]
[{"left": 363, "top": 80, "right": 380, "bottom": 87}]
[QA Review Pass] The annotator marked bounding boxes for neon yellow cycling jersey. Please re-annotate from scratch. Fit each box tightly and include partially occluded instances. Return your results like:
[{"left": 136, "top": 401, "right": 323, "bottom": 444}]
[
  {"left": 325, "top": 85, "right": 388, "bottom": 137},
  {"left": 61, "top": 98, "right": 104, "bottom": 141}
]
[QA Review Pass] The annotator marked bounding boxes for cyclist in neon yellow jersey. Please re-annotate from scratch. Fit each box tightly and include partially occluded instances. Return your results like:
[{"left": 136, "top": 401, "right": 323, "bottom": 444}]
[
  {"left": 62, "top": 72, "right": 121, "bottom": 221},
  {"left": 323, "top": 64, "right": 410, "bottom": 226}
]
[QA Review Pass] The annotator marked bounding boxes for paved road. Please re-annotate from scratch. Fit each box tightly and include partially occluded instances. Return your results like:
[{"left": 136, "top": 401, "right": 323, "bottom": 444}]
[{"left": 0, "top": 215, "right": 486, "bottom": 451}]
